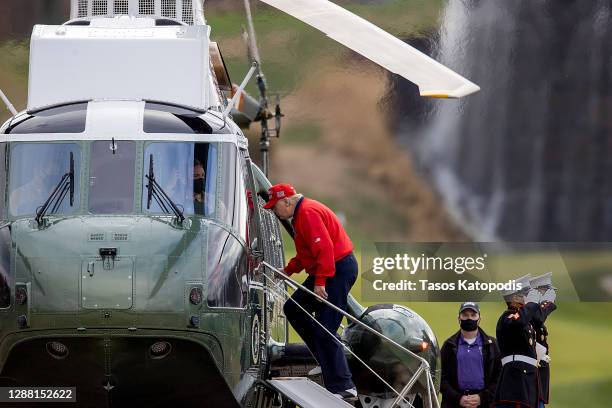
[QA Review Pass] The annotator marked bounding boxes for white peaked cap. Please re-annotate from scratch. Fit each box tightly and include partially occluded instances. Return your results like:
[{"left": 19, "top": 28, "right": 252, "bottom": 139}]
[
  {"left": 502, "top": 274, "right": 532, "bottom": 297},
  {"left": 530, "top": 272, "right": 553, "bottom": 288}
]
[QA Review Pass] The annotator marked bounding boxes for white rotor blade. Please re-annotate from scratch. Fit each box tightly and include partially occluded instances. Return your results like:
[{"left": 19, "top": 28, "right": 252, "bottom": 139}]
[{"left": 258, "top": 0, "right": 480, "bottom": 98}]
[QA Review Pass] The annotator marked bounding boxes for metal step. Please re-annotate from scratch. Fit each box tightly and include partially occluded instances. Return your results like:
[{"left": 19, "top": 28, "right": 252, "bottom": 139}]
[
  {"left": 267, "top": 377, "right": 354, "bottom": 408},
  {"left": 269, "top": 343, "right": 318, "bottom": 378}
]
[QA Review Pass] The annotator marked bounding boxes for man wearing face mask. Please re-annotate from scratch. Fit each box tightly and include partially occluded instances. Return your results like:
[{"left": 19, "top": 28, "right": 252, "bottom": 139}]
[
  {"left": 193, "top": 160, "right": 206, "bottom": 214},
  {"left": 494, "top": 274, "right": 541, "bottom": 408},
  {"left": 441, "top": 302, "right": 501, "bottom": 408},
  {"left": 191, "top": 160, "right": 227, "bottom": 219}
]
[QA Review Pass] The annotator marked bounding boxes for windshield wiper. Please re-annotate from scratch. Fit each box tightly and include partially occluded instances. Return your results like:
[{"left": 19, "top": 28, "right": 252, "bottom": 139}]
[
  {"left": 35, "top": 152, "right": 74, "bottom": 226},
  {"left": 145, "top": 154, "right": 185, "bottom": 224}
]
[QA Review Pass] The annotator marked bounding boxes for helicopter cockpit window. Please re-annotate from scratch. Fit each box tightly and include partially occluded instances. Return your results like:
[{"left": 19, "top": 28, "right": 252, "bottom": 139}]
[
  {"left": 142, "top": 142, "right": 218, "bottom": 217},
  {"left": 89, "top": 141, "right": 136, "bottom": 214},
  {"left": 4, "top": 102, "right": 87, "bottom": 134},
  {"left": 9, "top": 143, "right": 82, "bottom": 217},
  {"left": 143, "top": 102, "right": 213, "bottom": 134}
]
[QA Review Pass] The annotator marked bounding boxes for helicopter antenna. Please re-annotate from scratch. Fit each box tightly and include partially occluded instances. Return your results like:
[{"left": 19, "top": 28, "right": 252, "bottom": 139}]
[
  {"left": 243, "top": 0, "right": 283, "bottom": 177},
  {"left": 0, "top": 88, "right": 18, "bottom": 117}
]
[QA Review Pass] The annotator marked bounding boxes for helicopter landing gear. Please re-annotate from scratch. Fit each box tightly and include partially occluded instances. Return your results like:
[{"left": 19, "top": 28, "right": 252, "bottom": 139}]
[{"left": 252, "top": 383, "right": 281, "bottom": 408}]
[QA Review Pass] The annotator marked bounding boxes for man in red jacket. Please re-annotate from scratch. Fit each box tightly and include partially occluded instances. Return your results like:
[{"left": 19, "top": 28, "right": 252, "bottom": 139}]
[{"left": 264, "top": 183, "right": 358, "bottom": 400}]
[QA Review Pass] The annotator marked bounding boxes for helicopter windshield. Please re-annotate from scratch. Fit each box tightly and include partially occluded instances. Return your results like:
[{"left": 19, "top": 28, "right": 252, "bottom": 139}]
[
  {"left": 89, "top": 140, "right": 136, "bottom": 214},
  {"left": 9, "top": 143, "right": 82, "bottom": 217},
  {"left": 142, "top": 142, "right": 220, "bottom": 218},
  {"left": 5, "top": 140, "right": 240, "bottom": 221}
]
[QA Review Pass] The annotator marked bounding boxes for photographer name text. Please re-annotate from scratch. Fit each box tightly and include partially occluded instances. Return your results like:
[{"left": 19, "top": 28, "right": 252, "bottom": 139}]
[{"left": 372, "top": 279, "right": 523, "bottom": 293}]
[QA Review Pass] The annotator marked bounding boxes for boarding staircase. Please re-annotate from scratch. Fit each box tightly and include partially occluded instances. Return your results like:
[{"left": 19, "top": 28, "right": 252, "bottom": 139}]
[
  {"left": 268, "top": 378, "right": 355, "bottom": 408},
  {"left": 258, "top": 261, "right": 439, "bottom": 408}
]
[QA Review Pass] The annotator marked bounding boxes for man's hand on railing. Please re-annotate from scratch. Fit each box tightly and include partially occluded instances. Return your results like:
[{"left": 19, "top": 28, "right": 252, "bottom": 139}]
[{"left": 314, "top": 285, "right": 328, "bottom": 300}]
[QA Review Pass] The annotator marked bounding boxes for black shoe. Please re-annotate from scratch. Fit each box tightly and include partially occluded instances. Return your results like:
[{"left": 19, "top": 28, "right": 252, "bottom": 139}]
[{"left": 333, "top": 387, "right": 358, "bottom": 401}]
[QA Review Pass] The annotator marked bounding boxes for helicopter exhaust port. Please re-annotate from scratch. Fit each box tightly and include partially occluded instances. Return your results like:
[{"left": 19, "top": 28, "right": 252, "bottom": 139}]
[
  {"left": 148, "top": 341, "right": 172, "bottom": 360},
  {"left": 46, "top": 341, "right": 69, "bottom": 360}
]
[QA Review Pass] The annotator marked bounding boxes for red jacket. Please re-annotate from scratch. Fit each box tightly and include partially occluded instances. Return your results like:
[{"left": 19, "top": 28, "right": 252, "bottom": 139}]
[{"left": 284, "top": 197, "right": 353, "bottom": 286}]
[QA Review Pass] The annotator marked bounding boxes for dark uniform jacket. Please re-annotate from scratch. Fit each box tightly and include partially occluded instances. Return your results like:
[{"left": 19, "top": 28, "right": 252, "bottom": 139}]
[
  {"left": 440, "top": 327, "right": 502, "bottom": 408},
  {"left": 494, "top": 302, "right": 540, "bottom": 408},
  {"left": 531, "top": 301, "right": 556, "bottom": 404}
]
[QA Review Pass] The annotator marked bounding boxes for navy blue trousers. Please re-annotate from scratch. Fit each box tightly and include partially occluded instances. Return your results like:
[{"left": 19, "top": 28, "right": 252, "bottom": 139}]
[{"left": 283, "top": 253, "right": 358, "bottom": 393}]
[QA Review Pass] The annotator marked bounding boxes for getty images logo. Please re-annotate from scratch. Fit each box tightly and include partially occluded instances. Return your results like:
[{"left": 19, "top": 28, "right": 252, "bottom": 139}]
[{"left": 372, "top": 253, "right": 488, "bottom": 275}]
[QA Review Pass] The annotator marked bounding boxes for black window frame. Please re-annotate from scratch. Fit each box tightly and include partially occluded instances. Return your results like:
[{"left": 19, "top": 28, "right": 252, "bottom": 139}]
[
  {"left": 143, "top": 102, "right": 214, "bottom": 134},
  {"left": 4, "top": 102, "right": 88, "bottom": 134}
]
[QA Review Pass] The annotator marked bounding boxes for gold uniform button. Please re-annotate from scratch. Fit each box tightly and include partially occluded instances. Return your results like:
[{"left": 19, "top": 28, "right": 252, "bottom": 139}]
[{"left": 523, "top": 370, "right": 527, "bottom": 374}]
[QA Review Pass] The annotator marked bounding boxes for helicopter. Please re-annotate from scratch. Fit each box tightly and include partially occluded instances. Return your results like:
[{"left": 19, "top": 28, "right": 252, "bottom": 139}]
[{"left": 0, "top": 0, "right": 479, "bottom": 407}]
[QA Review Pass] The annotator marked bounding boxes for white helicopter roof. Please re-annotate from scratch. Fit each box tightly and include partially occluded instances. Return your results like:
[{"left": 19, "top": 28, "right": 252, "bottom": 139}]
[{"left": 27, "top": 17, "right": 211, "bottom": 111}]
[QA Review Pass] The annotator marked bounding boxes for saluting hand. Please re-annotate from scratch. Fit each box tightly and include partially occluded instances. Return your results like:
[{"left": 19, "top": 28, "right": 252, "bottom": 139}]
[
  {"left": 541, "top": 288, "right": 556, "bottom": 303},
  {"left": 314, "top": 285, "right": 328, "bottom": 301},
  {"left": 525, "top": 288, "right": 541, "bottom": 304}
]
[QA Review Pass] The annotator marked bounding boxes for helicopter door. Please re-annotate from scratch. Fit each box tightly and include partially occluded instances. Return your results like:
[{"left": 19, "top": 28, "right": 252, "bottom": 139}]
[{"left": 81, "top": 255, "right": 134, "bottom": 309}]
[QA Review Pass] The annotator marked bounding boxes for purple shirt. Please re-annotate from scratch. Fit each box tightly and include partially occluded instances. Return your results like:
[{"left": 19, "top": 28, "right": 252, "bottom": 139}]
[{"left": 456, "top": 332, "right": 485, "bottom": 392}]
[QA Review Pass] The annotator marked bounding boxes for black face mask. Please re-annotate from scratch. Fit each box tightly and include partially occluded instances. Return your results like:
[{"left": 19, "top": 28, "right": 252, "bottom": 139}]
[
  {"left": 193, "top": 178, "right": 204, "bottom": 194},
  {"left": 460, "top": 319, "right": 479, "bottom": 332}
]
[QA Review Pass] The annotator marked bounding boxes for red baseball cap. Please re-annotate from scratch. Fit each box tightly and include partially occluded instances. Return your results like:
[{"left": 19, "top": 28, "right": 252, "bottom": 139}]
[{"left": 263, "top": 183, "right": 296, "bottom": 209}]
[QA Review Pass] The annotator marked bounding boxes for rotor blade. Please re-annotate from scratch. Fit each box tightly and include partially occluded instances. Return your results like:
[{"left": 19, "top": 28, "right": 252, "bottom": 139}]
[
  {"left": 258, "top": 0, "right": 480, "bottom": 98},
  {"left": 243, "top": 0, "right": 262, "bottom": 68}
]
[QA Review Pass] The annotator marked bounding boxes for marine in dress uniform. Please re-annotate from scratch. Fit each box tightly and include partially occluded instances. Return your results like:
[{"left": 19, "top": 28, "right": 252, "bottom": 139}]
[
  {"left": 494, "top": 274, "right": 541, "bottom": 408},
  {"left": 529, "top": 273, "right": 557, "bottom": 408}
]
